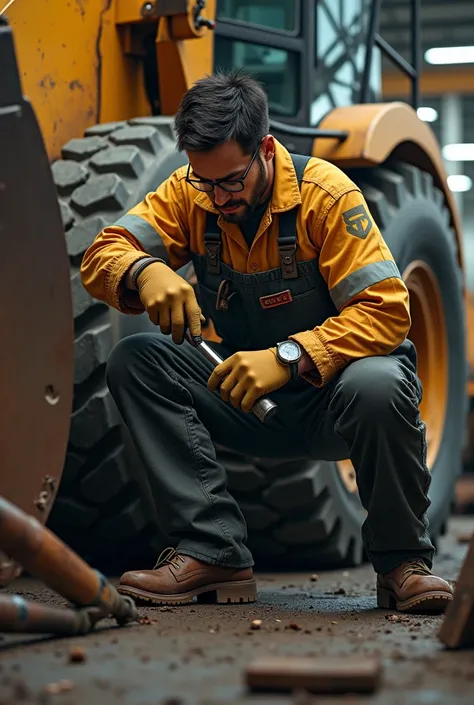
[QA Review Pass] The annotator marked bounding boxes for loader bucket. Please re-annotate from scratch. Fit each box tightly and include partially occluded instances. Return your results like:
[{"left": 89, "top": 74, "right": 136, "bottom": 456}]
[{"left": 0, "top": 19, "right": 74, "bottom": 586}]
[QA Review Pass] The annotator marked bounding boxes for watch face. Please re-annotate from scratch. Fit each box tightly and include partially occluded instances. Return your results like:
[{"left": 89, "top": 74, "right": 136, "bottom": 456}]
[{"left": 279, "top": 341, "right": 300, "bottom": 363}]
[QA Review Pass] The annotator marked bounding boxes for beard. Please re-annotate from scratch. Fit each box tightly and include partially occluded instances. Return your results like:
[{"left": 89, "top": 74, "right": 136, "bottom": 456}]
[{"left": 215, "top": 156, "right": 269, "bottom": 224}]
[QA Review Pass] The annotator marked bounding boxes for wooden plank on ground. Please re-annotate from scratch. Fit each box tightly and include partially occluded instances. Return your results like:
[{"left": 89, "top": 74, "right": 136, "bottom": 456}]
[{"left": 245, "top": 655, "right": 382, "bottom": 694}]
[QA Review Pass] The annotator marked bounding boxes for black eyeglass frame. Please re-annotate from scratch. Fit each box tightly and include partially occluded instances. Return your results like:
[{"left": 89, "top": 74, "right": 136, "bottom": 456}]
[{"left": 185, "top": 143, "right": 261, "bottom": 193}]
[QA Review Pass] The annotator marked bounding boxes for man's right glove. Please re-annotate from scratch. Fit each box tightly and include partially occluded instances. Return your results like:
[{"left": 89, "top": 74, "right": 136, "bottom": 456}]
[{"left": 136, "top": 261, "right": 203, "bottom": 344}]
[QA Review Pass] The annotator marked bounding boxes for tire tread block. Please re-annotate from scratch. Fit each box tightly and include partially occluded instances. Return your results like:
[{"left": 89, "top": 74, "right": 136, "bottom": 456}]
[
  {"left": 129, "top": 116, "right": 175, "bottom": 142},
  {"left": 247, "top": 535, "right": 287, "bottom": 559},
  {"left": 357, "top": 183, "right": 390, "bottom": 230},
  {"left": 81, "top": 445, "right": 130, "bottom": 503},
  {"left": 49, "top": 497, "right": 99, "bottom": 529},
  {"left": 74, "top": 320, "right": 113, "bottom": 385},
  {"left": 391, "top": 161, "right": 422, "bottom": 197},
  {"left": 59, "top": 200, "right": 74, "bottom": 230},
  {"left": 263, "top": 463, "right": 327, "bottom": 511},
  {"left": 239, "top": 502, "right": 279, "bottom": 531},
  {"left": 269, "top": 524, "right": 355, "bottom": 570},
  {"left": 70, "top": 269, "right": 96, "bottom": 318},
  {"left": 70, "top": 388, "right": 120, "bottom": 449},
  {"left": 110, "top": 125, "right": 161, "bottom": 154},
  {"left": 274, "top": 494, "right": 337, "bottom": 546},
  {"left": 95, "top": 496, "right": 148, "bottom": 540},
  {"left": 85, "top": 122, "right": 127, "bottom": 136},
  {"left": 67, "top": 216, "right": 107, "bottom": 263},
  {"left": 52, "top": 160, "right": 89, "bottom": 195},
  {"left": 225, "top": 462, "right": 267, "bottom": 493},
  {"left": 369, "top": 168, "right": 407, "bottom": 208},
  {"left": 419, "top": 171, "right": 434, "bottom": 198},
  {"left": 70, "top": 174, "right": 129, "bottom": 215},
  {"left": 255, "top": 457, "right": 306, "bottom": 480},
  {"left": 90, "top": 146, "right": 146, "bottom": 178},
  {"left": 62, "top": 136, "right": 108, "bottom": 161}
]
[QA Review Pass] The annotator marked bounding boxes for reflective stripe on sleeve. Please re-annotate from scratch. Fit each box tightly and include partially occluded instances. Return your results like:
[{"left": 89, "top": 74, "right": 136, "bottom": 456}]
[
  {"left": 329, "top": 260, "right": 401, "bottom": 310},
  {"left": 113, "top": 214, "right": 169, "bottom": 262}
]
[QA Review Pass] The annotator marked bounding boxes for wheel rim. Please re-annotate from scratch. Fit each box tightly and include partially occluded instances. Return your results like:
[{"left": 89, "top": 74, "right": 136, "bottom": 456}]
[
  {"left": 403, "top": 260, "right": 448, "bottom": 468},
  {"left": 337, "top": 258, "right": 448, "bottom": 492},
  {"left": 337, "top": 459, "right": 358, "bottom": 494}
]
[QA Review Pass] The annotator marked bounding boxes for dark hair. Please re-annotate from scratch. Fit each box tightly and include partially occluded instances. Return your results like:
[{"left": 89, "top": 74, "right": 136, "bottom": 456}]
[{"left": 174, "top": 70, "right": 269, "bottom": 154}]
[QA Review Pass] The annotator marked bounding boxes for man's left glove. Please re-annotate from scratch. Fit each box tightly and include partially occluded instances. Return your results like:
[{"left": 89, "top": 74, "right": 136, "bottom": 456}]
[{"left": 207, "top": 348, "right": 290, "bottom": 414}]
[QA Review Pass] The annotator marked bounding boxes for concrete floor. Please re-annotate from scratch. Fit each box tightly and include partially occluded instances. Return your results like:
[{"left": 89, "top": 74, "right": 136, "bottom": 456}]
[{"left": 1, "top": 517, "right": 474, "bottom": 705}]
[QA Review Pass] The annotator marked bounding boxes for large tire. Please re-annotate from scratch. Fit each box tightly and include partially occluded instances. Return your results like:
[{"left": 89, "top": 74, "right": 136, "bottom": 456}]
[
  {"left": 209, "top": 160, "right": 466, "bottom": 569},
  {"left": 50, "top": 141, "right": 466, "bottom": 572},
  {"left": 354, "top": 161, "right": 466, "bottom": 540},
  {"left": 47, "top": 117, "right": 187, "bottom": 571}
]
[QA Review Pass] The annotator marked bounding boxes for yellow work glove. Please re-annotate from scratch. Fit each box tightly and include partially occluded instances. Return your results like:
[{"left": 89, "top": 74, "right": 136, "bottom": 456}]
[
  {"left": 137, "top": 261, "right": 204, "bottom": 344},
  {"left": 207, "top": 348, "right": 290, "bottom": 414}
]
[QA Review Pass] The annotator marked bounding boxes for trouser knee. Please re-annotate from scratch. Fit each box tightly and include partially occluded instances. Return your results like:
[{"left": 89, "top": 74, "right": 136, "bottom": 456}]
[
  {"left": 106, "top": 332, "right": 169, "bottom": 393},
  {"left": 329, "top": 356, "right": 421, "bottom": 424}
]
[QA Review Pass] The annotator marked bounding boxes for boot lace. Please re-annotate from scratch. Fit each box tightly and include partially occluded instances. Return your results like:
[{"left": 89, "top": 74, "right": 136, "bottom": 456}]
[
  {"left": 401, "top": 559, "right": 431, "bottom": 579},
  {"left": 152, "top": 547, "right": 186, "bottom": 571}
]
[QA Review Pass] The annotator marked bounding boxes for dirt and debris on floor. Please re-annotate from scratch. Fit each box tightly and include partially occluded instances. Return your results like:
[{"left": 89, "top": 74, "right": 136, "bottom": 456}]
[{"left": 1, "top": 517, "right": 474, "bottom": 705}]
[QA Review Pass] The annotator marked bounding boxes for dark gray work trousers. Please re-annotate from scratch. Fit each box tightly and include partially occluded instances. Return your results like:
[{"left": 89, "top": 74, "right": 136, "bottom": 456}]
[{"left": 106, "top": 332, "right": 434, "bottom": 575}]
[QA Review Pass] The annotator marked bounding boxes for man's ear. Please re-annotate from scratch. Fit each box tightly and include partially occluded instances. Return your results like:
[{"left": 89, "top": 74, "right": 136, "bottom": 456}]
[{"left": 261, "top": 135, "right": 275, "bottom": 162}]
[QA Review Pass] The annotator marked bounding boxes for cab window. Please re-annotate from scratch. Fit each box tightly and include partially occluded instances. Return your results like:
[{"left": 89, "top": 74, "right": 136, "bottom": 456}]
[
  {"left": 216, "top": 0, "right": 298, "bottom": 34},
  {"left": 214, "top": 38, "right": 300, "bottom": 118}
]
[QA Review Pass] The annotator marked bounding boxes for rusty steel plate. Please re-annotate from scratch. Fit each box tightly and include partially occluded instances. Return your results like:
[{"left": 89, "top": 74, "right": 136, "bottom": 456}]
[{"left": 0, "top": 22, "right": 74, "bottom": 586}]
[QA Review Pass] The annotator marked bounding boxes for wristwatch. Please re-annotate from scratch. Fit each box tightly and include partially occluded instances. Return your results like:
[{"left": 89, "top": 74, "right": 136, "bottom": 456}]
[{"left": 276, "top": 340, "right": 302, "bottom": 381}]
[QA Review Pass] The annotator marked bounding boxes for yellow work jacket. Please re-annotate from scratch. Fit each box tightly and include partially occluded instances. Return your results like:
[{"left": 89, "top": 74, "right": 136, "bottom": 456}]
[{"left": 80, "top": 139, "right": 411, "bottom": 387}]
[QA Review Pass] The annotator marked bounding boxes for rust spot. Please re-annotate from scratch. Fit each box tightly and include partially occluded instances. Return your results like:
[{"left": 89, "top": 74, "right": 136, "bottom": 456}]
[
  {"left": 75, "top": 0, "right": 85, "bottom": 17},
  {"left": 69, "top": 80, "right": 83, "bottom": 91},
  {"left": 39, "top": 74, "right": 56, "bottom": 89}
]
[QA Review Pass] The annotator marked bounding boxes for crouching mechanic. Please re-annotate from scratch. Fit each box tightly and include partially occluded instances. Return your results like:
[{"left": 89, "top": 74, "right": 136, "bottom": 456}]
[{"left": 80, "top": 71, "right": 453, "bottom": 614}]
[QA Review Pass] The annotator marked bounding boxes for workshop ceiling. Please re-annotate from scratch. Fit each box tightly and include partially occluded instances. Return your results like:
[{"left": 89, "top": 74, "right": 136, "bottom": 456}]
[{"left": 379, "top": 0, "right": 474, "bottom": 73}]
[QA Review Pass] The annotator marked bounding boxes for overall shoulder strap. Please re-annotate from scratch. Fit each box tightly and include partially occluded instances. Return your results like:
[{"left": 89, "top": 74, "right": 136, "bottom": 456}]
[
  {"left": 204, "top": 211, "right": 221, "bottom": 274},
  {"left": 290, "top": 152, "right": 311, "bottom": 187},
  {"left": 278, "top": 153, "right": 311, "bottom": 280}
]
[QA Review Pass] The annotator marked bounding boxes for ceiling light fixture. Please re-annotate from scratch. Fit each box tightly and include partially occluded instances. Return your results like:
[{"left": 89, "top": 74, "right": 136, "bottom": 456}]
[
  {"left": 442, "top": 144, "right": 474, "bottom": 161},
  {"left": 425, "top": 46, "right": 474, "bottom": 65},
  {"left": 447, "top": 175, "right": 472, "bottom": 192},
  {"left": 417, "top": 107, "right": 438, "bottom": 122}
]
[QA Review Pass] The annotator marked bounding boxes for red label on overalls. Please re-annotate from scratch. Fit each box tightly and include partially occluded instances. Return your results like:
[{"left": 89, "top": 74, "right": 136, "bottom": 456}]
[{"left": 259, "top": 289, "right": 293, "bottom": 309}]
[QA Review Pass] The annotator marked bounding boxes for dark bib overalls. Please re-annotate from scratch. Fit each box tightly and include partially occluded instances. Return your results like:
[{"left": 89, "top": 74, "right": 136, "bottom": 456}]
[
  {"left": 193, "top": 155, "right": 339, "bottom": 355},
  {"left": 107, "top": 154, "right": 435, "bottom": 573}
]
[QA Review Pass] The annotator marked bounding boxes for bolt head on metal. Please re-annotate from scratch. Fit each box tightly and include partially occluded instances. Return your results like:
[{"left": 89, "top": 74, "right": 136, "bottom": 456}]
[{"left": 141, "top": 1, "right": 155, "bottom": 17}]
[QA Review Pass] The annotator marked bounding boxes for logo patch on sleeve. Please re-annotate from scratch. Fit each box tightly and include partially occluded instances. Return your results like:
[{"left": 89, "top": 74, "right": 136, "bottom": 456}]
[
  {"left": 259, "top": 289, "right": 293, "bottom": 309},
  {"left": 342, "top": 204, "right": 373, "bottom": 239}
]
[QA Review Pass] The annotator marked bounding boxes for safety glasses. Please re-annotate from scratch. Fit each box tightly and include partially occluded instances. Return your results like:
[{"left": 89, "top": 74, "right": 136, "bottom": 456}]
[{"left": 185, "top": 144, "right": 261, "bottom": 193}]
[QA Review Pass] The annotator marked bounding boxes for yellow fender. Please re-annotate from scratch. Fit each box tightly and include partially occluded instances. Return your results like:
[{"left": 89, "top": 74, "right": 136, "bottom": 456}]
[{"left": 313, "top": 102, "right": 465, "bottom": 279}]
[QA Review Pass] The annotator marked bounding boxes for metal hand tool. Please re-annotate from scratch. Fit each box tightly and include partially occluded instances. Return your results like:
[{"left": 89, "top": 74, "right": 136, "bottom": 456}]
[
  {"left": 0, "top": 496, "right": 139, "bottom": 628},
  {"left": 185, "top": 332, "right": 278, "bottom": 423},
  {"left": 0, "top": 595, "right": 104, "bottom": 635}
]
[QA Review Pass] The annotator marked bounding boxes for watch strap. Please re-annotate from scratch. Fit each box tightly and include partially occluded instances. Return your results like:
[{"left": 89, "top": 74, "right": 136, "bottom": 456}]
[{"left": 288, "top": 360, "right": 299, "bottom": 381}]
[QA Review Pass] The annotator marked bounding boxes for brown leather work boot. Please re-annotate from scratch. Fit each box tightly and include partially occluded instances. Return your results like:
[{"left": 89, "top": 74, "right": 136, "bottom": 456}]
[
  {"left": 377, "top": 559, "right": 453, "bottom": 613},
  {"left": 117, "top": 547, "right": 257, "bottom": 606}
]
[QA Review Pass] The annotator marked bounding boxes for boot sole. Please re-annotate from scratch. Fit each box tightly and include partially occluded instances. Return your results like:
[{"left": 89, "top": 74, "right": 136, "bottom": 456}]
[
  {"left": 117, "top": 578, "right": 257, "bottom": 606},
  {"left": 377, "top": 586, "right": 453, "bottom": 614}
]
